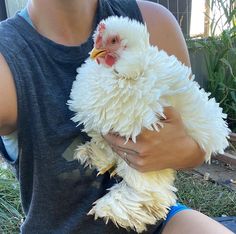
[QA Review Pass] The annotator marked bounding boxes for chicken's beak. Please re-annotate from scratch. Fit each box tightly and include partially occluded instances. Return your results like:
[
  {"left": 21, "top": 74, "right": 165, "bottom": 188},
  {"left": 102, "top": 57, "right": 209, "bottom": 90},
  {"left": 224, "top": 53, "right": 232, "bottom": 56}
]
[{"left": 90, "top": 48, "right": 107, "bottom": 59}]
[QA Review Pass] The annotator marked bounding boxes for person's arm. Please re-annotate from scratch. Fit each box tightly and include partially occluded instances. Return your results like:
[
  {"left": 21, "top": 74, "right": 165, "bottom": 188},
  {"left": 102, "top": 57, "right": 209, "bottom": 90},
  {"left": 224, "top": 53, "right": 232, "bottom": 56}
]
[
  {"left": 103, "top": 1, "right": 205, "bottom": 172},
  {"left": 137, "top": 1, "right": 191, "bottom": 67},
  {"left": 0, "top": 53, "right": 17, "bottom": 135}
]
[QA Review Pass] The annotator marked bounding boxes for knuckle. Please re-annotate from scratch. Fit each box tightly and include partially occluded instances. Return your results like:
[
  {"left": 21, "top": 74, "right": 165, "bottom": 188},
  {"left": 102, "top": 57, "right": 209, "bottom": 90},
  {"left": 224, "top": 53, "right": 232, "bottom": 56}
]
[
  {"left": 104, "top": 135, "right": 113, "bottom": 145},
  {"left": 111, "top": 136, "right": 118, "bottom": 146},
  {"left": 114, "top": 136, "right": 125, "bottom": 147},
  {"left": 136, "top": 158, "right": 145, "bottom": 167}
]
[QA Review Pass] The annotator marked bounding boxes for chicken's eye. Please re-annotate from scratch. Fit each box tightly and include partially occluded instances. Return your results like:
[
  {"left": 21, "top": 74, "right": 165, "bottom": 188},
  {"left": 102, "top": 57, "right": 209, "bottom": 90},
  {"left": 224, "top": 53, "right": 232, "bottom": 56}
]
[{"left": 111, "top": 37, "right": 117, "bottom": 44}]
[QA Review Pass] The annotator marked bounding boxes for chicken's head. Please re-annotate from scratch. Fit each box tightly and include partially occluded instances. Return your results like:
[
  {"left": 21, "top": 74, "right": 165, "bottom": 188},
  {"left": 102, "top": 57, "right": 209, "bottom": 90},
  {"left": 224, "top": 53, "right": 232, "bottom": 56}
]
[{"left": 90, "top": 16, "right": 149, "bottom": 68}]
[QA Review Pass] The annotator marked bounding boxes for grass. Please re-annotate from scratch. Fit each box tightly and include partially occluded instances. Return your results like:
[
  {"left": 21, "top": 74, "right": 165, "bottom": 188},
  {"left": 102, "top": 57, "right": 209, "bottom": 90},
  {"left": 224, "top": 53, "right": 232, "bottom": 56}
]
[
  {"left": 0, "top": 163, "right": 23, "bottom": 234},
  {"left": 175, "top": 171, "right": 236, "bottom": 217},
  {"left": 0, "top": 163, "right": 236, "bottom": 233}
]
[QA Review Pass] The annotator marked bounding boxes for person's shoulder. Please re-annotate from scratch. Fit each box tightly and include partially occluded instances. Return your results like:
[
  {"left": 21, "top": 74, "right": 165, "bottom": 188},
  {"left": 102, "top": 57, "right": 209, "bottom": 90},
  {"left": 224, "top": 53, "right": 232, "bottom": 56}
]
[
  {"left": 0, "top": 16, "right": 27, "bottom": 57},
  {"left": 0, "top": 17, "right": 22, "bottom": 134},
  {"left": 0, "top": 16, "right": 19, "bottom": 38},
  {"left": 137, "top": 1, "right": 178, "bottom": 32},
  {"left": 136, "top": 0, "right": 191, "bottom": 67}
]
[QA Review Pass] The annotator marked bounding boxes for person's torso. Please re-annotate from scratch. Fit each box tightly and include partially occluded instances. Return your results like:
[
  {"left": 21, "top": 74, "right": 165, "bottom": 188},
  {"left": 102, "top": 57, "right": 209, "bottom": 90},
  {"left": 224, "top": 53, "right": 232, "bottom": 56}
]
[{"left": 0, "top": 1, "right": 162, "bottom": 233}]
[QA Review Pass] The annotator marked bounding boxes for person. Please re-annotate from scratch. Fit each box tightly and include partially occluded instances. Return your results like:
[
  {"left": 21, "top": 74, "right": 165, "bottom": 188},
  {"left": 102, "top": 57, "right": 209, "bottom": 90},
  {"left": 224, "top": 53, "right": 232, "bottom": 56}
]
[{"left": 0, "top": 0, "right": 233, "bottom": 233}]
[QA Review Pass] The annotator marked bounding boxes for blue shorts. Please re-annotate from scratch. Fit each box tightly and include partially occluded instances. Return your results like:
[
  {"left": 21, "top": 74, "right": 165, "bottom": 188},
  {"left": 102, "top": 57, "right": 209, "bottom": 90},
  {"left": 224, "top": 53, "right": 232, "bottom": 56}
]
[
  {"left": 164, "top": 203, "right": 191, "bottom": 224},
  {"left": 154, "top": 203, "right": 191, "bottom": 233}
]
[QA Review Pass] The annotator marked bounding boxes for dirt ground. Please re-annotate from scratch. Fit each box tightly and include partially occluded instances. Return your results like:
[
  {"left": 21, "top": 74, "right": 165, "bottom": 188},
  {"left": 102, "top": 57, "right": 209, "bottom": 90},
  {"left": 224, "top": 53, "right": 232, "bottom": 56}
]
[
  {"left": 194, "top": 157, "right": 236, "bottom": 191},
  {"left": 193, "top": 137, "right": 236, "bottom": 192}
]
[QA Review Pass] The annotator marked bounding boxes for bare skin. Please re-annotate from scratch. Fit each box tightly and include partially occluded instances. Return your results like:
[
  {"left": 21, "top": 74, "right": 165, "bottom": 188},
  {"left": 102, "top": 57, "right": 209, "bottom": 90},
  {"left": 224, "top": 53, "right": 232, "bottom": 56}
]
[
  {"left": 27, "top": 0, "right": 98, "bottom": 46},
  {"left": 0, "top": 0, "right": 232, "bottom": 233},
  {"left": 0, "top": 54, "right": 17, "bottom": 135},
  {"left": 162, "top": 209, "right": 234, "bottom": 234}
]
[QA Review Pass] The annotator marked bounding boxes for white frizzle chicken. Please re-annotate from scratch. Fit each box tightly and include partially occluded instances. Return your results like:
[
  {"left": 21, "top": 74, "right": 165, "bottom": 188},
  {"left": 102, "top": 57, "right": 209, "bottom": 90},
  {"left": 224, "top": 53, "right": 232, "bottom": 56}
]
[{"left": 68, "top": 16, "right": 230, "bottom": 232}]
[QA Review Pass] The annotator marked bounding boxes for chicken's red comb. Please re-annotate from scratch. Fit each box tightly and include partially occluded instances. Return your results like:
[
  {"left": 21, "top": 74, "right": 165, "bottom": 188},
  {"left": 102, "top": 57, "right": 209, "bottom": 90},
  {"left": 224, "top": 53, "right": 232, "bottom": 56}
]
[
  {"left": 98, "top": 22, "right": 106, "bottom": 34},
  {"left": 95, "top": 22, "right": 106, "bottom": 47}
]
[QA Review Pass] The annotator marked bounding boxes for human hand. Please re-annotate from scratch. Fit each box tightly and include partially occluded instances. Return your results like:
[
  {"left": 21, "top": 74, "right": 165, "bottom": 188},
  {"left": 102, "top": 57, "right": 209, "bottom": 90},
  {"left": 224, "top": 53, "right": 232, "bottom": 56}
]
[{"left": 103, "top": 106, "right": 205, "bottom": 172}]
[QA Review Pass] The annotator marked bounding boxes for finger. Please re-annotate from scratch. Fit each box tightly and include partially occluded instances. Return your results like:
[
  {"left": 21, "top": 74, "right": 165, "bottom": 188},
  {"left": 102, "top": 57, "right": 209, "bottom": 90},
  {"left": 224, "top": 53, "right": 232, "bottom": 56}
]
[
  {"left": 115, "top": 149, "right": 139, "bottom": 167},
  {"left": 111, "top": 146, "right": 139, "bottom": 164},
  {"left": 111, "top": 144, "right": 138, "bottom": 156},
  {"left": 103, "top": 133, "right": 139, "bottom": 153},
  {"left": 112, "top": 146, "right": 151, "bottom": 172}
]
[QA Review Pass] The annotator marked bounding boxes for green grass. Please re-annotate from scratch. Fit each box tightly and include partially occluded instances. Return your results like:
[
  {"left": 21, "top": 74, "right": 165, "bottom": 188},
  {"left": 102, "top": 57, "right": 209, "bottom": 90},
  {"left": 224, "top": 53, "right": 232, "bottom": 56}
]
[
  {"left": 175, "top": 171, "right": 236, "bottom": 217},
  {"left": 0, "top": 164, "right": 236, "bottom": 233},
  {"left": 0, "top": 163, "right": 23, "bottom": 234}
]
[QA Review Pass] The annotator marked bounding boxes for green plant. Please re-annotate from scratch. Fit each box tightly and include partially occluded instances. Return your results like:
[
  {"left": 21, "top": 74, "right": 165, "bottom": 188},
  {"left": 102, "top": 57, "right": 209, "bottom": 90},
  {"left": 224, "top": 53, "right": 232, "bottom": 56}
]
[
  {"left": 200, "top": 0, "right": 236, "bottom": 131},
  {"left": 204, "top": 35, "right": 236, "bottom": 131},
  {"left": 208, "top": 0, "right": 236, "bottom": 36}
]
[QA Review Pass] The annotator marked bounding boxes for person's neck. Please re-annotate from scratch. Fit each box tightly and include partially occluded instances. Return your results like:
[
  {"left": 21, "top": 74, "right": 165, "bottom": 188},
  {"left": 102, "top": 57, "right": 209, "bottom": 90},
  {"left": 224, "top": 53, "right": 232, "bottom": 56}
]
[{"left": 27, "top": 0, "right": 98, "bottom": 46}]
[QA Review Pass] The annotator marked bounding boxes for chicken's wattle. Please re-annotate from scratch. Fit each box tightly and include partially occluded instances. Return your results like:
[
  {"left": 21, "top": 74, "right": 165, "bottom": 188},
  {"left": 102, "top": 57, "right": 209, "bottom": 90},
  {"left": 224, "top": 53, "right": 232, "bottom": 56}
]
[
  {"left": 96, "top": 53, "right": 117, "bottom": 67},
  {"left": 105, "top": 54, "right": 117, "bottom": 67}
]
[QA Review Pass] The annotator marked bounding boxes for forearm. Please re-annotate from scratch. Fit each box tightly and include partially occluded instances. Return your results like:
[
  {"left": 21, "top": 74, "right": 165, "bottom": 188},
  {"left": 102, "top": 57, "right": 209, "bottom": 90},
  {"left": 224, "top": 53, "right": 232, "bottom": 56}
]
[{"left": 170, "top": 136, "right": 205, "bottom": 171}]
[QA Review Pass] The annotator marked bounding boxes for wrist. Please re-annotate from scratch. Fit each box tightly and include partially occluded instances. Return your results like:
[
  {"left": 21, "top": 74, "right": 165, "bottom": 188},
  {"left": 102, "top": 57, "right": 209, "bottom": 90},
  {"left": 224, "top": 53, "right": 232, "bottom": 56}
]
[
  {"left": 168, "top": 136, "right": 205, "bottom": 171},
  {"left": 179, "top": 136, "right": 205, "bottom": 170}
]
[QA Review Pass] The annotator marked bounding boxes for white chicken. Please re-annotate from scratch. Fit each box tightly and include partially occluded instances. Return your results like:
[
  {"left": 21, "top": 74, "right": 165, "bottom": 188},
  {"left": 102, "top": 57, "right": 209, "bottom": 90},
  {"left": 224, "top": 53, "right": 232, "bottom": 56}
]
[{"left": 68, "top": 16, "right": 230, "bottom": 233}]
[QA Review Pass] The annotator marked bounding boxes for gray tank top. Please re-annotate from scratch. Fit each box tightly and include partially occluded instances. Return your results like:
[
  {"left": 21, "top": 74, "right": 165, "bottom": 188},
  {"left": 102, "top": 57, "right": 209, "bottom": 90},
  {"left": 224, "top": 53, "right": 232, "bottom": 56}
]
[
  {"left": 1, "top": 8, "right": 38, "bottom": 162},
  {"left": 0, "top": 0, "right": 163, "bottom": 233}
]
